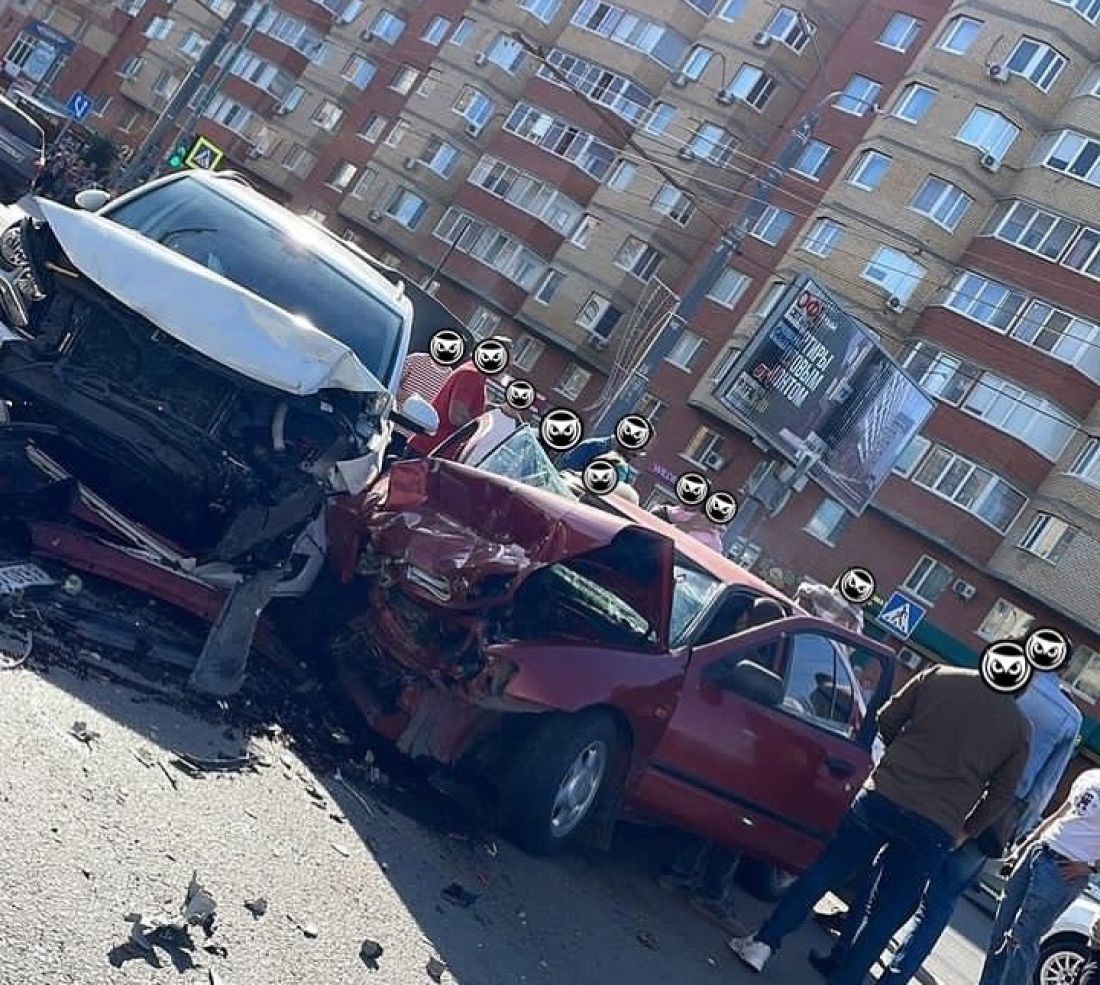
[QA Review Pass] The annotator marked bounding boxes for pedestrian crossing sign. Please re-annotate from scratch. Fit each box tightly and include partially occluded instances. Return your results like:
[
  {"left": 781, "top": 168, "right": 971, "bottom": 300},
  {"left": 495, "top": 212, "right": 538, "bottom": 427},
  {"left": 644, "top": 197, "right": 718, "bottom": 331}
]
[
  {"left": 876, "top": 591, "right": 927, "bottom": 640},
  {"left": 184, "top": 136, "right": 225, "bottom": 172}
]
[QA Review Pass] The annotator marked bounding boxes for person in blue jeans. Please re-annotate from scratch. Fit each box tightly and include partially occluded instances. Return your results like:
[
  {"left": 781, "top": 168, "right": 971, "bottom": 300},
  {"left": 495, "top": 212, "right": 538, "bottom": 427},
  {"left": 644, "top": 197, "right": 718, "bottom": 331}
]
[
  {"left": 980, "top": 770, "right": 1100, "bottom": 985},
  {"left": 730, "top": 666, "right": 1030, "bottom": 985},
  {"left": 813, "top": 666, "right": 1082, "bottom": 982}
]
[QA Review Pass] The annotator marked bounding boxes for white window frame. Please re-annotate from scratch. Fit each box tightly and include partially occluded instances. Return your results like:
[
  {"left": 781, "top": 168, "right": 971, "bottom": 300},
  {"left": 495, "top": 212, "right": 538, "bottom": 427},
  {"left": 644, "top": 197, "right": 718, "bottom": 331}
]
[
  {"left": 834, "top": 75, "right": 881, "bottom": 116},
  {"left": 1069, "top": 438, "right": 1100, "bottom": 484},
  {"left": 750, "top": 205, "right": 794, "bottom": 246},
  {"left": 903, "top": 555, "right": 954, "bottom": 604},
  {"left": 910, "top": 445, "right": 1028, "bottom": 533},
  {"left": 421, "top": 16, "right": 451, "bottom": 45},
  {"left": 977, "top": 598, "right": 1034, "bottom": 643},
  {"left": 511, "top": 334, "right": 545, "bottom": 371},
  {"left": 938, "top": 15, "right": 982, "bottom": 54},
  {"left": 956, "top": 107, "right": 1019, "bottom": 160},
  {"left": 909, "top": 176, "right": 973, "bottom": 232},
  {"left": 1019, "top": 512, "right": 1076, "bottom": 563},
  {"left": 893, "top": 83, "right": 936, "bottom": 124},
  {"left": 682, "top": 427, "right": 726, "bottom": 469},
  {"left": 614, "top": 236, "right": 664, "bottom": 282},
  {"left": 791, "top": 139, "right": 833, "bottom": 180},
  {"left": 555, "top": 364, "right": 592, "bottom": 400},
  {"left": 385, "top": 187, "right": 428, "bottom": 229},
  {"left": 725, "top": 64, "right": 777, "bottom": 109},
  {"left": 877, "top": 13, "right": 921, "bottom": 52},
  {"left": 667, "top": 331, "right": 704, "bottom": 370},
  {"left": 1050, "top": 0, "right": 1100, "bottom": 24},
  {"left": 801, "top": 217, "right": 844, "bottom": 257},
  {"left": 892, "top": 435, "right": 931, "bottom": 477},
  {"left": 1006, "top": 37, "right": 1066, "bottom": 92},
  {"left": 804, "top": 498, "right": 850, "bottom": 545},
  {"left": 861, "top": 246, "right": 925, "bottom": 304},
  {"left": 707, "top": 268, "right": 751, "bottom": 308},
  {"left": 848, "top": 149, "right": 891, "bottom": 190},
  {"left": 368, "top": 9, "right": 405, "bottom": 44}
]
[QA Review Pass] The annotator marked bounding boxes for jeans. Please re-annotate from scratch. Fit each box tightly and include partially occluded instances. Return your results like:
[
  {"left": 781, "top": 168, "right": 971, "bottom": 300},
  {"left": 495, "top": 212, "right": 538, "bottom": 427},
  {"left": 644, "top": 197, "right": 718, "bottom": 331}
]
[
  {"left": 979, "top": 843, "right": 1089, "bottom": 985},
  {"left": 1079, "top": 953, "right": 1100, "bottom": 985},
  {"left": 829, "top": 839, "right": 988, "bottom": 985},
  {"left": 755, "top": 790, "right": 953, "bottom": 985}
]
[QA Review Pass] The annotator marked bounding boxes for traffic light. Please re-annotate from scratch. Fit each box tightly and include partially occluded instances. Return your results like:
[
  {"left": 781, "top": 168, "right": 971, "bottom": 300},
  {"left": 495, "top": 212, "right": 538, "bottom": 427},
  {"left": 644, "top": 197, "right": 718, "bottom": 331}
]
[{"left": 168, "top": 142, "right": 189, "bottom": 168}]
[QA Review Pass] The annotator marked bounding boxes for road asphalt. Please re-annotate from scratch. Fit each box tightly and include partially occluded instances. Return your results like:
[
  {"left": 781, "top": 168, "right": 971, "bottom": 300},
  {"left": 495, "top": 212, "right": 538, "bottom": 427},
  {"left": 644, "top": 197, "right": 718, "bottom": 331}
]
[{"left": 0, "top": 654, "right": 988, "bottom": 985}]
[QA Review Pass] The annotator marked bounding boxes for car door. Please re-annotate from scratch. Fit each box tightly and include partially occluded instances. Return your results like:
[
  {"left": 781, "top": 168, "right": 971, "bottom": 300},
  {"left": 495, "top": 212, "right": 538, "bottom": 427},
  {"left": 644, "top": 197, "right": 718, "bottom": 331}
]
[{"left": 633, "top": 620, "right": 882, "bottom": 874}]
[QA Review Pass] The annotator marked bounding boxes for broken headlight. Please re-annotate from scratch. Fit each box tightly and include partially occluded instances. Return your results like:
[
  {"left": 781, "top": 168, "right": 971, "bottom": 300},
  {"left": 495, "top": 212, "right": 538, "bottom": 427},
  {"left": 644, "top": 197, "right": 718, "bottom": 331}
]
[
  {"left": 0, "top": 220, "right": 46, "bottom": 321},
  {"left": 0, "top": 222, "right": 28, "bottom": 271}
]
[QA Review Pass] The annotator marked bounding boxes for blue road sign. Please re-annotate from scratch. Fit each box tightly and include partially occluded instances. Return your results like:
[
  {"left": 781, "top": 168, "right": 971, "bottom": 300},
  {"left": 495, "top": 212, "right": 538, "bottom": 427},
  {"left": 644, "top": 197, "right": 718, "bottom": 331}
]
[
  {"left": 876, "top": 591, "right": 927, "bottom": 640},
  {"left": 65, "top": 90, "right": 93, "bottom": 123}
]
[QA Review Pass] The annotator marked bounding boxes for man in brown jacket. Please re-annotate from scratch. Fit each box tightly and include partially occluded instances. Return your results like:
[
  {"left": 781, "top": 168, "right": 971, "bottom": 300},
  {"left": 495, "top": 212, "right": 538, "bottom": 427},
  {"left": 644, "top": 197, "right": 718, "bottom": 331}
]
[{"left": 730, "top": 665, "right": 1030, "bottom": 984}]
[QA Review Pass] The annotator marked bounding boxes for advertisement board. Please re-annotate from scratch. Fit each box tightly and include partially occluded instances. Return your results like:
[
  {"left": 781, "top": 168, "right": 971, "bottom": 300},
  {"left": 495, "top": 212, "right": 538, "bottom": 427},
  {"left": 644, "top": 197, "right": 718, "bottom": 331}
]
[{"left": 715, "top": 274, "right": 934, "bottom": 514}]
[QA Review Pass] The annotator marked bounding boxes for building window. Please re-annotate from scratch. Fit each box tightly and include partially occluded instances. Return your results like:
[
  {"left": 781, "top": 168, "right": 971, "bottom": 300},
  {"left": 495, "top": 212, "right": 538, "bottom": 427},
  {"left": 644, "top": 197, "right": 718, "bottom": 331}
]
[
  {"left": 383, "top": 118, "right": 409, "bottom": 147},
  {"left": 680, "top": 45, "right": 714, "bottom": 81},
  {"left": 984, "top": 200, "right": 1080, "bottom": 262},
  {"left": 635, "top": 392, "right": 666, "bottom": 424},
  {"left": 707, "top": 268, "right": 751, "bottom": 308},
  {"left": 152, "top": 71, "right": 179, "bottom": 98},
  {"left": 533, "top": 269, "right": 565, "bottom": 304},
  {"left": 569, "top": 214, "right": 601, "bottom": 248},
  {"left": 667, "top": 331, "right": 704, "bottom": 370},
  {"left": 1070, "top": 438, "right": 1100, "bottom": 483},
  {"left": 349, "top": 167, "right": 377, "bottom": 199},
  {"left": 903, "top": 342, "right": 974, "bottom": 405},
  {"left": 938, "top": 15, "right": 982, "bottom": 54},
  {"left": 450, "top": 17, "right": 476, "bottom": 45},
  {"left": 117, "top": 105, "right": 141, "bottom": 133},
  {"left": 1066, "top": 646, "right": 1100, "bottom": 703},
  {"left": 144, "top": 15, "right": 174, "bottom": 40},
  {"left": 755, "top": 281, "right": 787, "bottom": 318},
  {"left": 848, "top": 149, "right": 892, "bottom": 190},
  {"left": 179, "top": 30, "right": 207, "bottom": 59},
  {"left": 801, "top": 218, "right": 845, "bottom": 257},
  {"left": 469, "top": 156, "right": 585, "bottom": 235},
  {"left": 518, "top": 0, "right": 562, "bottom": 22},
  {"left": 571, "top": 0, "right": 689, "bottom": 70},
  {"left": 420, "top": 136, "right": 460, "bottom": 177},
  {"left": 909, "top": 176, "right": 973, "bottom": 231},
  {"left": 385, "top": 188, "right": 428, "bottom": 229},
  {"left": 910, "top": 445, "right": 1028, "bottom": 532},
  {"left": 556, "top": 364, "right": 591, "bottom": 399},
  {"left": 1019, "top": 513, "right": 1076, "bottom": 562},
  {"left": 1007, "top": 38, "right": 1066, "bottom": 91},
  {"left": 791, "top": 140, "right": 834, "bottom": 180},
  {"left": 957, "top": 107, "right": 1019, "bottom": 159},
  {"left": 341, "top": 54, "right": 376, "bottom": 89},
  {"left": 607, "top": 159, "right": 637, "bottom": 191},
  {"left": 834, "top": 75, "right": 882, "bottom": 116},
  {"left": 962, "top": 373, "right": 1075, "bottom": 459},
  {"left": 861, "top": 247, "right": 925, "bottom": 304},
  {"left": 878, "top": 12, "right": 921, "bottom": 51},
  {"left": 683, "top": 428, "right": 726, "bottom": 470},
  {"left": 686, "top": 122, "right": 737, "bottom": 165},
  {"left": 614, "top": 236, "right": 664, "bottom": 282},
  {"left": 1011, "top": 301, "right": 1100, "bottom": 379},
  {"left": 651, "top": 182, "right": 695, "bottom": 224},
  {"left": 893, "top": 83, "right": 937, "bottom": 124},
  {"left": 575, "top": 293, "right": 621, "bottom": 339},
  {"left": 367, "top": 9, "right": 406, "bottom": 44},
  {"left": 538, "top": 49, "right": 655, "bottom": 126},
  {"left": 511, "top": 334, "right": 545, "bottom": 371},
  {"left": 117, "top": 55, "right": 146, "bottom": 80},
  {"left": 903, "top": 555, "right": 954, "bottom": 603},
  {"left": 642, "top": 102, "right": 678, "bottom": 136},
  {"left": 358, "top": 113, "right": 387, "bottom": 142},
  {"left": 311, "top": 99, "right": 345, "bottom": 131},
  {"left": 421, "top": 15, "right": 451, "bottom": 45},
  {"left": 892, "top": 435, "right": 931, "bottom": 476},
  {"left": 1039, "top": 130, "right": 1100, "bottom": 187},
  {"left": 718, "top": 0, "right": 746, "bottom": 19},
  {"left": 765, "top": 6, "right": 815, "bottom": 52},
  {"left": 453, "top": 85, "right": 494, "bottom": 134},
  {"left": 467, "top": 306, "right": 501, "bottom": 341},
  {"left": 281, "top": 143, "right": 316, "bottom": 177},
  {"left": 724, "top": 64, "right": 777, "bottom": 109},
  {"left": 977, "top": 598, "right": 1034, "bottom": 642},
  {"left": 708, "top": 347, "right": 740, "bottom": 383},
  {"left": 804, "top": 498, "right": 850, "bottom": 545},
  {"left": 750, "top": 206, "right": 795, "bottom": 246},
  {"left": 943, "top": 271, "right": 1028, "bottom": 331},
  {"left": 389, "top": 65, "right": 419, "bottom": 94},
  {"left": 486, "top": 33, "right": 525, "bottom": 72},
  {"left": 325, "top": 160, "right": 357, "bottom": 191}
]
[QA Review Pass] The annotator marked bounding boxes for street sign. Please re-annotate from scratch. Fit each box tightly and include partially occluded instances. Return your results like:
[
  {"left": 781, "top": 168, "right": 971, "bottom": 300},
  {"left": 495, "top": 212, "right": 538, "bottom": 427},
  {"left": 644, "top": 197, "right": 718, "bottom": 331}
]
[
  {"left": 876, "top": 591, "right": 927, "bottom": 640},
  {"left": 65, "top": 89, "right": 93, "bottom": 122},
  {"left": 184, "top": 136, "right": 225, "bottom": 171}
]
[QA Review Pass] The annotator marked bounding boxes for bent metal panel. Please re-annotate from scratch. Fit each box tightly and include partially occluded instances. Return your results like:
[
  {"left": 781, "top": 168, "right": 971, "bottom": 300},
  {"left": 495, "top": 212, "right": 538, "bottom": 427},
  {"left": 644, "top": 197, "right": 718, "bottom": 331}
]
[{"left": 714, "top": 273, "right": 934, "bottom": 515}]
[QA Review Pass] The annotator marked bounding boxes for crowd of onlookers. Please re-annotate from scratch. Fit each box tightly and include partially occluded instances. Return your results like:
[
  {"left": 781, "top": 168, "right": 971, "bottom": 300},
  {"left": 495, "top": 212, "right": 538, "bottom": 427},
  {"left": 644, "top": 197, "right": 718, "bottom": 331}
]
[{"left": 34, "top": 135, "right": 108, "bottom": 205}]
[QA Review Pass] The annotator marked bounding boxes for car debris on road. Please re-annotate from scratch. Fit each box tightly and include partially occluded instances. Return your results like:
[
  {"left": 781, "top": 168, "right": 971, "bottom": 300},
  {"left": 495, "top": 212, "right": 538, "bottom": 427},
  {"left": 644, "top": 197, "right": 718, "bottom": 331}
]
[{"left": 360, "top": 938, "right": 384, "bottom": 970}]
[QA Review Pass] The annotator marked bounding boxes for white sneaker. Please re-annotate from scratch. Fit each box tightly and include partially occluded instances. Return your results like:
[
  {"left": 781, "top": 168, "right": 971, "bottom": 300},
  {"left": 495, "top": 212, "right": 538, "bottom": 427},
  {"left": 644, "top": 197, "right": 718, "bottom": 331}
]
[{"left": 728, "top": 936, "right": 772, "bottom": 972}]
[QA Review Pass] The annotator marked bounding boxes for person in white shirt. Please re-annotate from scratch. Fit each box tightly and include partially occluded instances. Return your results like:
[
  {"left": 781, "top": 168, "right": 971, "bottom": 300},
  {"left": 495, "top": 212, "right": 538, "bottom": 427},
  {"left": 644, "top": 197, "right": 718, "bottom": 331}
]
[{"left": 980, "top": 769, "right": 1100, "bottom": 985}]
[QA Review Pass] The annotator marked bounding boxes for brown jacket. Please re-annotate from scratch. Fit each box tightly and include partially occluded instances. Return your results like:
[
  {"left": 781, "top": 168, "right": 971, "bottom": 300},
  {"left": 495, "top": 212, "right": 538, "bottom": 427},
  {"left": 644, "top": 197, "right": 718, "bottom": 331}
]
[{"left": 866, "top": 665, "right": 1030, "bottom": 840}]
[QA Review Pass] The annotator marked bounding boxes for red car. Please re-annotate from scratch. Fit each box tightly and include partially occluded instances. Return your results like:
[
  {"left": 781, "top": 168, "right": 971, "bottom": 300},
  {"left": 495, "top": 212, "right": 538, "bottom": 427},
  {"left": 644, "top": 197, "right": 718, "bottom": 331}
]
[{"left": 325, "top": 435, "right": 895, "bottom": 877}]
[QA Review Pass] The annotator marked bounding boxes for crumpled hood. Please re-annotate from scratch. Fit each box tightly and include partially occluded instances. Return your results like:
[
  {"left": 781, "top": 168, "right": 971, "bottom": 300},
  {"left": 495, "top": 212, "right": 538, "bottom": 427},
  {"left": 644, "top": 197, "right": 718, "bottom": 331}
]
[
  {"left": 28, "top": 199, "right": 387, "bottom": 398},
  {"left": 367, "top": 459, "right": 674, "bottom": 647}
]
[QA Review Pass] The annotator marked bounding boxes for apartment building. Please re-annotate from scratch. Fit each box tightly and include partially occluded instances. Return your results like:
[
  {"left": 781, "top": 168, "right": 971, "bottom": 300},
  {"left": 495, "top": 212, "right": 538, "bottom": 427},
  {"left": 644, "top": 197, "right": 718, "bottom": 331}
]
[{"left": 3, "top": 0, "right": 1100, "bottom": 724}]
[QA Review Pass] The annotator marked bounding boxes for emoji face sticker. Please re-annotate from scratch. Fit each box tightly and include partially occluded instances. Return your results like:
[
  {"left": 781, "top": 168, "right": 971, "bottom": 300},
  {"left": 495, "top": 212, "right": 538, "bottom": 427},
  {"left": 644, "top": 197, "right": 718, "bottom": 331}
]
[
  {"left": 1024, "top": 626, "right": 1071, "bottom": 672},
  {"left": 837, "top": 566, "right": 876, "bottom": 606},
  {"left": 582, "top": 458, "right": 620, "bottom": 496},
  {"left": 675, "top": 472, "right": 710, "bottom": 507},
  {"left": 704, "top": 491, "right": 738, "bottom": 525},
  {"left": 505, "top": 379, "right": 536, "bottom": 411},
  {"left": 473, "top": 338, "right": 509, "bottom": 375},
  {"left": 980, "top": 640, "right": 1033, "bottom": 695},
  {"left": 429, "top": 329, "right": 466, "bottom": 367},
  {"left": 614, "top": 414, "right": 654, "bottom": 452},
  {"left": 539, "top": 408, "right": 583, "bottom": 452}
]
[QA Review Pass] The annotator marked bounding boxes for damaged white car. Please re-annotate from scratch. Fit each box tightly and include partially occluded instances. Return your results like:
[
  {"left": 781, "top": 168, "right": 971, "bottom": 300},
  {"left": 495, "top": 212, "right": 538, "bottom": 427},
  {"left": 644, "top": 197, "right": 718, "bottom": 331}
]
[{"left": 0, "top": 170, "right": 436, "bottom": 695}]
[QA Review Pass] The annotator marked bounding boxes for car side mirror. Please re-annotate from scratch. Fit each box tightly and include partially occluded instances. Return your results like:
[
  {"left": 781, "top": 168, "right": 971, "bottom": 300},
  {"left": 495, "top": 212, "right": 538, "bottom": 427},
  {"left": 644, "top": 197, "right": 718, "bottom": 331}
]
[
  {"left": 397, "top": 394, "right": 439, "bottom": 435},
  {"left": 705, "top": 658, "right": 784, "bottom": 707},
  {"left": 75, "top": 188, "right": 112, "bottom": 212}
]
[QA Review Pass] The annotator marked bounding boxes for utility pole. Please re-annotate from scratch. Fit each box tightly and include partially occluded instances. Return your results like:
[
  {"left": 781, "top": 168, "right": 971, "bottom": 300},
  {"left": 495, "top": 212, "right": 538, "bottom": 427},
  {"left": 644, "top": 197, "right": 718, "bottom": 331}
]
[{"left": 117, "top": 0, "right": 251, "bottom": 191}]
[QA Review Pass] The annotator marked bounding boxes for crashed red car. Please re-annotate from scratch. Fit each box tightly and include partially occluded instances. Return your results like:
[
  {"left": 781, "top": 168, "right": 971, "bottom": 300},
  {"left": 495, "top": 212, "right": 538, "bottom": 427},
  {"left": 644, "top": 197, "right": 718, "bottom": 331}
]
[{"left": 325, "top": 452, "right": 895, "bottom": 875}]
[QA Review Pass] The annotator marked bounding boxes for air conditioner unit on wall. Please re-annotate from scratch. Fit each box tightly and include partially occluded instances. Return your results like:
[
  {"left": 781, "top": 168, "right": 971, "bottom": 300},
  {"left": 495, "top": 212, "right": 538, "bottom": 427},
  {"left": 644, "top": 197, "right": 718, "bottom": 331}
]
[
  {"left": 702, "top": 450, "right": 725, "bottom": 470},
  {"left": 886, "top": 295, "right": 904, "bottom": 312},
  {"left": 752, "top": 31, "right": 772, "bottom": 47},
  {"left": 474, "top": 51, "right": 488, "bottom": 66},
  {"left": 897, "top": 648, "right": 923, "bottom": 670},
  {"left": 988, "top": 63, "right": 1010, "bottom": 82},
  {"left": 953, "top": 579, "right": 977, "bottom": 601},
  {"left": 403, "top": 156, "right": 418, "bottom": 170},
  {"left": 671, "top": 73, "right": 689, "bottom": 88},
  {"left": 716, "top": 90, "right": 735, "bottom": 105},
  {"left": 677, "top": 146, "right": 696, "bottom": 161},
  {"left": 979, "top": 152, "right": 1002, "bottom": 173}
]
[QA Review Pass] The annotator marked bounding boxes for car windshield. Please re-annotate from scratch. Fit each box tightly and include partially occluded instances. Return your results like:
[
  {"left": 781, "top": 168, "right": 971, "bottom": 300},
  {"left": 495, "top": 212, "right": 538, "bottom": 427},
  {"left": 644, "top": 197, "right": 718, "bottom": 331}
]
[
  {"left": 474, "top": 427, "right": 578, "bottom": 499},
  {"left": 670, "top": 560, "right": 725, "bottom": 647},
  {"left": 103, "top": 179, "right": 406, "bottom": 383},
  {"left": 0, "top": 103, "right": 43, "bottom": 148}
]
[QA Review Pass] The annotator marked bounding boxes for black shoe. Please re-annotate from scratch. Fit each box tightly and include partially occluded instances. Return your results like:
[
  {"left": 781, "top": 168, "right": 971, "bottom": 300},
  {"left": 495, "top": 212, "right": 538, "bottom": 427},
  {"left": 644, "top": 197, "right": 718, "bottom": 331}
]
[{"left": 808, "top": 950, "right": 839, "bottom": 977}]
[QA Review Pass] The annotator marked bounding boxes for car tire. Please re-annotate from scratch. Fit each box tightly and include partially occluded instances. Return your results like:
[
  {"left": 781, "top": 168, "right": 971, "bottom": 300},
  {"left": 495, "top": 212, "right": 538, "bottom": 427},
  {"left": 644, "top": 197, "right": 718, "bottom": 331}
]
[
  {"left": 739, "top": 858, "right": 798, "bottom": 902},
  {"left": 498, "top": 710, "right": 619, "bottom": 856},
  {"left": 1034, "top": 935, "right": 1088, "bottom": 985}
]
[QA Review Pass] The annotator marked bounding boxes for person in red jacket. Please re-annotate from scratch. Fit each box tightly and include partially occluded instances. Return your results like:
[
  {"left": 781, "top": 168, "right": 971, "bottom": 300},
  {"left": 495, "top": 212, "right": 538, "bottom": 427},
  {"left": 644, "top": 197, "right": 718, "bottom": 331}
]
[{"left": 407, "top": 357, "right": 488, "bottom": 456}]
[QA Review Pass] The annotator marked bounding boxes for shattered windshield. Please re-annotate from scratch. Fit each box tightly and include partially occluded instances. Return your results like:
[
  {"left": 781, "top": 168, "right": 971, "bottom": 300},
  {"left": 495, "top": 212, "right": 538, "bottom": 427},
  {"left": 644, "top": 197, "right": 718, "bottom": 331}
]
[
  {"left": 669, "top": 561, "right": 725, "bottom": 648},
  {"left": 102, "top": 179, "right": 406, "bottom": 384},
  {"left": 476, "top": 427, "right": 578, "bottom": 500}
]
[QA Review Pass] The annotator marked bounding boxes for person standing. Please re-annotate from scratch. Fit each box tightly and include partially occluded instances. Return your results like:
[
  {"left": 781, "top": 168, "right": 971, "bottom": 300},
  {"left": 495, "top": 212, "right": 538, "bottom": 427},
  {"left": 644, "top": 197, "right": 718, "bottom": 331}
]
[
  {"left": 653, "top": 503, "right": 725, "bottom": 553},
  {"left": 979, "top": 769, "right": 1100, "bottom": 985},
  {"left": 729, "top": 665, "right": 1030, "bottom": 985},
  {"left": 406, "top": 353, "right": 488, "bottom": 456},
  {"left": 813, "top": 664, "right": 1082, "bottom": 982}
]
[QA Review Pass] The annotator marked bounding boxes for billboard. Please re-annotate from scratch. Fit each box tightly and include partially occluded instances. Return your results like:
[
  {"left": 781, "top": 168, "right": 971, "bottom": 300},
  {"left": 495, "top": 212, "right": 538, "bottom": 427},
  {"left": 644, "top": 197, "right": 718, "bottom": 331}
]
[{"left": 715, "top": 274, "right": 934, "bottom": 515}]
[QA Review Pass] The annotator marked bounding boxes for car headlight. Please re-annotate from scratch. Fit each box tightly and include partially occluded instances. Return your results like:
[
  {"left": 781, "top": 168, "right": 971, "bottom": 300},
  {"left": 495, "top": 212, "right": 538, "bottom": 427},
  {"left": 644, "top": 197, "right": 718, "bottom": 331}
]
[{"left": 0, "top": 223, "right": 28, "bottom": 271}]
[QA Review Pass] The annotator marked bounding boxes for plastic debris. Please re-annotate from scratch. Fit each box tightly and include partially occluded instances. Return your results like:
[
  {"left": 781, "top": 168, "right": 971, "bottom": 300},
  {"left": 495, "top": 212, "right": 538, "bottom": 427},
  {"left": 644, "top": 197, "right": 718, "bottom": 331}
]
[
  {"left": 426, "top": 956, "right": 447, "bottom": 982},
  {"left": 182, "top": 873, "right": 217, "bottom": 926},
  {"left": 360, "top": 938, "right": 384, "bottom": 970},
  {"left": 0, "top": 624, "right": 32, "bottom": 669},
  {"left": 244, "top": 897, "right": 268, "bottom": 919},
  {"left": 287, "top": 914, "right": 318, "bottom": 939},
  {"left": 70, "top": 720, "right": 100, "bottom": 746}
]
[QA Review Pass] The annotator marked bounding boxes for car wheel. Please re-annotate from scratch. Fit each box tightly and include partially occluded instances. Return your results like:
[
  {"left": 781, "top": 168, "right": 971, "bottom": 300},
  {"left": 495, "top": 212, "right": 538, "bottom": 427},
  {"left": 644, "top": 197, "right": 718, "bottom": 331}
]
[
  {"left": 1035, "top": 937, "right": 1088, "bottom": 985},
  {"left": 499, "top": 710, "right": 619, "bottom": 856},
  {"left": 739, "top": 858, "right": 798, "bottom": 902}
]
